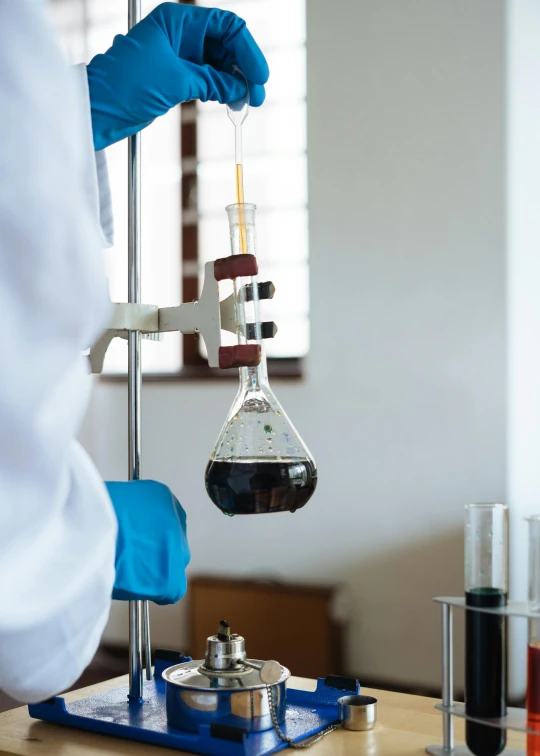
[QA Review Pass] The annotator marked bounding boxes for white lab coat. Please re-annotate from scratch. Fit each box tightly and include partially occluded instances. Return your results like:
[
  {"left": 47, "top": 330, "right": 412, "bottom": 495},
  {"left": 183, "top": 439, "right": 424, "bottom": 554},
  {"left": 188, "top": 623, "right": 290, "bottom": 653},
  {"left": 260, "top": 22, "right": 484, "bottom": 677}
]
[{"left": 0, "top": 0, "right": 118, "bottom": 702}]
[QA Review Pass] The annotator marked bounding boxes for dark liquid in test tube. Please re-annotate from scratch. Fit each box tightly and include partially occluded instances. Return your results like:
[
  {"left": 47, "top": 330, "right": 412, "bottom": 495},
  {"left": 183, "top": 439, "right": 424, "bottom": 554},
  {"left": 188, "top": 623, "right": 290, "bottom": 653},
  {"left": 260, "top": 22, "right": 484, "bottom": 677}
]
[
  {"left": 527, "top": 642, "right": 540, "bottom": 755},
  {"left": 465, "top": 588, "right": 507, "bottom": 756}
]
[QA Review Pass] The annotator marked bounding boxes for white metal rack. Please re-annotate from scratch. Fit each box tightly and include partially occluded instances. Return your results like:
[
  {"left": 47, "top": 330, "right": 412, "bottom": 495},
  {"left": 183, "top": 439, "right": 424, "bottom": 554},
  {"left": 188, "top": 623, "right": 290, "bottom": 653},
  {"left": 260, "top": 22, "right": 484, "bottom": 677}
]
[{"left": 425, "top": 597, "right": 540, "bottom": 755}]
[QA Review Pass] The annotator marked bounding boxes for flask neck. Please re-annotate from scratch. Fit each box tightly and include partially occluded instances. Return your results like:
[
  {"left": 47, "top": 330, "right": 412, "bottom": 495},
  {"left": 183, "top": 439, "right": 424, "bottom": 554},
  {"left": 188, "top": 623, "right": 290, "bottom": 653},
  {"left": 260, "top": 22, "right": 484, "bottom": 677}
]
[
  {"left": 241, "top": 357, "right": 269, "bottom": 393},
  {"left": 226, "top": 203, "right": 267, "bottom": 391},
  {"left": 226, "top": 203, "right": 256, "bottom": 257}
]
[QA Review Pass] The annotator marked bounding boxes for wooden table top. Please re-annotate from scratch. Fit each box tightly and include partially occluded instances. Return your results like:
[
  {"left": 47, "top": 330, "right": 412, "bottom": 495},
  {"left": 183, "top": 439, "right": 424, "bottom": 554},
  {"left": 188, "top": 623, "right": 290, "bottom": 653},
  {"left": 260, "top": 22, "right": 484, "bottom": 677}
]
[{"left": 0, "top": 675, "right": 526, "bottom": 755}]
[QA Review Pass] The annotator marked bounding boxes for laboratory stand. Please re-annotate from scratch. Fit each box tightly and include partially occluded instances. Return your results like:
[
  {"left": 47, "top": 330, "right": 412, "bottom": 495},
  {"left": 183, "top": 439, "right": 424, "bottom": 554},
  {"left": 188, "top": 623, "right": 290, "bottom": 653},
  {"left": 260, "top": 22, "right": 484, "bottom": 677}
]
[{"left": 87, "top": 0, "right": 318, "bottom": 715}]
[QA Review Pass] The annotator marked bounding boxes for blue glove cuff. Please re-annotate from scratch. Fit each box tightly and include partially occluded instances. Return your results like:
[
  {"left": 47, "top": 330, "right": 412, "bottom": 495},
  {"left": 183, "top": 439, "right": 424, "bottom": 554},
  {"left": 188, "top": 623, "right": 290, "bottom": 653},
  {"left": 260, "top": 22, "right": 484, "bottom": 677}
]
[{"left": 106, "top": 480, "right": 190, "bottom": 605}]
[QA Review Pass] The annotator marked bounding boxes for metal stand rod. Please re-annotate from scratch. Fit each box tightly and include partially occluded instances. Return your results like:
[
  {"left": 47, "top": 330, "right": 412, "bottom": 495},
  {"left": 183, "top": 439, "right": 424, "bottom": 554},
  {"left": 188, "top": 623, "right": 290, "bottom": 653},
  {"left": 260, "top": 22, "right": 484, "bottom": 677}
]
[
  {"left": 129, "top": 599, "right": 143, "bottom": 699},
  {"left": 127, "top": 0, "right": 151, "bottom": 698},
  {"left": 442, "top": 603, "right": 454, "bottom": 751},
  {"left": 143, "top": 600, "right": 152, "bottom": 680}
]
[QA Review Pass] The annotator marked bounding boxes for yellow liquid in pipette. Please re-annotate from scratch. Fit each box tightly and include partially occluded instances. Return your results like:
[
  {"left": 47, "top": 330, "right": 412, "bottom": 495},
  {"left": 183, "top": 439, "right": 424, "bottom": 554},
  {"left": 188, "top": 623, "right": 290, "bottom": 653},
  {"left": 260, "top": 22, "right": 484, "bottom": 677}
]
[{"left": 236, "top": 163, "right": 248, "bottom": 254}]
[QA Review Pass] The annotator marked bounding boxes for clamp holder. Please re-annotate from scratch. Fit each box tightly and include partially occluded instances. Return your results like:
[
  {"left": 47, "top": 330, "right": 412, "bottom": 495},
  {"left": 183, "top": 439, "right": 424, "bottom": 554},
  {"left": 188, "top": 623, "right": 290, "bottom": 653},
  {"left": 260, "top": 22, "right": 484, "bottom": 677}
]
[{"left": 90, "top": 257, "right": 276, "bottom": 373}]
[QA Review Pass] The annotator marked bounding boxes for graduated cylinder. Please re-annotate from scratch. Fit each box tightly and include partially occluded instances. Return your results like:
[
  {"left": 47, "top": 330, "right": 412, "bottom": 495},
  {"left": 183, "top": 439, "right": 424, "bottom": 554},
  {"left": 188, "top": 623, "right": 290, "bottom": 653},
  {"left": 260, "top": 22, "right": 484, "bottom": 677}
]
[{"left": 464, "top": 503, "right": 508, "bottom": 756}]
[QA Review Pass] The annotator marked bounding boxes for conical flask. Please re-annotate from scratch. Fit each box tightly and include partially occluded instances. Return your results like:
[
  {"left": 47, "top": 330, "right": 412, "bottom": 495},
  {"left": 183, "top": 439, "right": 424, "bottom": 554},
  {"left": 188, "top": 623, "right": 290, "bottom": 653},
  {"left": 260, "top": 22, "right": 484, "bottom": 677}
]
[{"left": 205, "top": 203, "right": 318, "bottom": 515}]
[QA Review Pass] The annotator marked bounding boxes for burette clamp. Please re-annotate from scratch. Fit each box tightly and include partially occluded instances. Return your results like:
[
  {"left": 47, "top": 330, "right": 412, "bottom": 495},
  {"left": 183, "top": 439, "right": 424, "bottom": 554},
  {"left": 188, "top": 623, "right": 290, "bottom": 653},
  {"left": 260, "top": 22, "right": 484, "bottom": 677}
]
[{"left": 89, "top": 256, "right": 277, "bottom": 374}]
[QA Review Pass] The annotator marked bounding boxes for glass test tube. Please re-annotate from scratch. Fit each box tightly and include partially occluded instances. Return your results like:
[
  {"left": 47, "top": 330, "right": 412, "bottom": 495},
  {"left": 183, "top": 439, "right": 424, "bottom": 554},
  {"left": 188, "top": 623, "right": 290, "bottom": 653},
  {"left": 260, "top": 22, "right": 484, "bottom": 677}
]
[
  {"left": 465, "top": 503, "right": 508, "bottom": 756},
  {"left": 527, "top": 516, "right": 540, "bottom": 755}
]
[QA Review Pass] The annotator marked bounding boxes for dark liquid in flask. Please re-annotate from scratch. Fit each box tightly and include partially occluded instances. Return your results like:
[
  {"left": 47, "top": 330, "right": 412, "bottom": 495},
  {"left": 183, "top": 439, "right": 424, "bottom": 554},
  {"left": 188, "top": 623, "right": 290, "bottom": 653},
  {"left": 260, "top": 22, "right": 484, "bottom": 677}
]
[
  {"left": 527, "top": 642, "right": 540, "bottom": 755},
  {"left": 205, "top": 458, "right": 317, "bottom": 515},
  {"left": 465, "top": 588, "right": 507, "bottom": 756}
]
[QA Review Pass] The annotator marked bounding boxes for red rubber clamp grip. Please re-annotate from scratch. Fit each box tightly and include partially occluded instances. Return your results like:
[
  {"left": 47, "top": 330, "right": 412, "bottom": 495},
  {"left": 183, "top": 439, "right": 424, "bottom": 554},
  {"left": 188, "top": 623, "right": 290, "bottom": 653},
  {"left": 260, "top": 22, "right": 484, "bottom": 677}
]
[
  {"left": 219, "top": 345, "right": 261, "bottom": 369},
  {"left": 214, "top": 254, "right": 258, "bottom": 281}
]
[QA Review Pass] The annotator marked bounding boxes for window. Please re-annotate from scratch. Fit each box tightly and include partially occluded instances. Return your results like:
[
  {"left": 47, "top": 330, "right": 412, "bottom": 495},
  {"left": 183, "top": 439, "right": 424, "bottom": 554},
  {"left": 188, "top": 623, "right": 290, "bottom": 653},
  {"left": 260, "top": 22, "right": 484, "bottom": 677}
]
[{"left": 48, "top": 0, "right": 308, "bottom": 376}]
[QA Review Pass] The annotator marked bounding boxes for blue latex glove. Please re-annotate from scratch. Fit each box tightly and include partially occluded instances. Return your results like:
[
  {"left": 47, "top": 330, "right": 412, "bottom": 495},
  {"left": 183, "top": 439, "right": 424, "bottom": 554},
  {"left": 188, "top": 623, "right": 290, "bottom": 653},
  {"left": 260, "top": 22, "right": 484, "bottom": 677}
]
[
  {"left": 106, "top": 480, "right": 190, "bottom": 605},
  {"left": 87, "top": 2, "right": 269, "bottom": 151}
]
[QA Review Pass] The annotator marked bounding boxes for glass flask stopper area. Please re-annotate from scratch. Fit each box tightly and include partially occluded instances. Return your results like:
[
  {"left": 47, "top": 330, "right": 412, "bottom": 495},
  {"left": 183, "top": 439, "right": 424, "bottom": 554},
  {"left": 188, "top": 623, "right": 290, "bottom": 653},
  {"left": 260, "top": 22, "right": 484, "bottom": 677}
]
[{"left": 205, "top": 203, "right": 317, "bottom": 515}]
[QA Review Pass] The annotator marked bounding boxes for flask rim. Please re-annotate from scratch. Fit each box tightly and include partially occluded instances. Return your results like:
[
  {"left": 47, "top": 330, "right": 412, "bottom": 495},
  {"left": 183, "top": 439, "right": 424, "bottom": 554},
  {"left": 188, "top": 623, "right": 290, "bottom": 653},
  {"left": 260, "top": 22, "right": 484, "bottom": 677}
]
[
  {"left": 226, "top": 202, "right": 257, "bottom": 212},
  {"left": 464, "top": 502, "right": 507, "bottom": 511}
]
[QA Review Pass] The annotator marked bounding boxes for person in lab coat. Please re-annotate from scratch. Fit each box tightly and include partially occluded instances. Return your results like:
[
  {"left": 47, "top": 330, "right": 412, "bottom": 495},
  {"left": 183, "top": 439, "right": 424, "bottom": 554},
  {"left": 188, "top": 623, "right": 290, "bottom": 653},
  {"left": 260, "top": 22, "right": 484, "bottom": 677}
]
[{"left": 0, "top": 0, "right": 268, "bottom": 704}]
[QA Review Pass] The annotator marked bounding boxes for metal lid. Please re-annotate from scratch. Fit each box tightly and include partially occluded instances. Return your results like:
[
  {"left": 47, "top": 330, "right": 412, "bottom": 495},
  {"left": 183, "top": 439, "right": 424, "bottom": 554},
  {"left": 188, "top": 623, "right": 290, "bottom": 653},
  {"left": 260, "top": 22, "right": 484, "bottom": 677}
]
[{"left": 162, "top": 658, "right": 290, "bottom": 691}]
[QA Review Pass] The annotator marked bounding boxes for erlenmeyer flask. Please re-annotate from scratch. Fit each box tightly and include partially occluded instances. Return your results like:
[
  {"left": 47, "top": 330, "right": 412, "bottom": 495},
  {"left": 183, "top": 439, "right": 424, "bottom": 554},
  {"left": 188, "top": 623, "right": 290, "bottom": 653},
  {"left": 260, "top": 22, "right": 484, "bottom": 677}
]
[{"left": 205, "top": 203, "right": 318, "bottom": 515}]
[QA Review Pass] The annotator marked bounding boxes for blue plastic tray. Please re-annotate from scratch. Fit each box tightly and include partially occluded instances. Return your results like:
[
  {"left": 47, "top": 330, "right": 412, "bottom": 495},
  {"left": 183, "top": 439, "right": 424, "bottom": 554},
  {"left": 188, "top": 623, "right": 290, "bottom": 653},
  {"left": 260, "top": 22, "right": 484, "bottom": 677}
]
[{"left": 29, "top": 656, "right": 360, "bottom": 756}]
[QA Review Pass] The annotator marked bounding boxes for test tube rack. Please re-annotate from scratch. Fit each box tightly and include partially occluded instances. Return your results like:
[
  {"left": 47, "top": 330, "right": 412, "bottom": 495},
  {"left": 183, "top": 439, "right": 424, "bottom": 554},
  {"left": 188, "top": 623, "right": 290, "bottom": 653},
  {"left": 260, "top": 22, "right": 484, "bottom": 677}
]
[{"left": 426, "top": 596, "right": 540, "bottom": 755}]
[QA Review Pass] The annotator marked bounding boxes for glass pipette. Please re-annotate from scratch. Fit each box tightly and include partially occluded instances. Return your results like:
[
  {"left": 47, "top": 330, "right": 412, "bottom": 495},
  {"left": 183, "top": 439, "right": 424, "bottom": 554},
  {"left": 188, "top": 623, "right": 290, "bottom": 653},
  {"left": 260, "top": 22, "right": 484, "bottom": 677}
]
[{"left": 227, "top": 76, "right": 249, "bottom": 254}]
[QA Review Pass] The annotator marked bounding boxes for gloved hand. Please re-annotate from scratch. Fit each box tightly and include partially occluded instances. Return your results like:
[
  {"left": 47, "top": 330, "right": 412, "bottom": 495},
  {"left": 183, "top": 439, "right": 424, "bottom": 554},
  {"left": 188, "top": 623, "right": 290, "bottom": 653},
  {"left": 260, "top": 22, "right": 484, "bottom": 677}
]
[
  {"left": 87, "top": 2, "right": 269, "bottom": 151},
  {"left": 106, "top": 480, "right": 190, "bottom": 605}
]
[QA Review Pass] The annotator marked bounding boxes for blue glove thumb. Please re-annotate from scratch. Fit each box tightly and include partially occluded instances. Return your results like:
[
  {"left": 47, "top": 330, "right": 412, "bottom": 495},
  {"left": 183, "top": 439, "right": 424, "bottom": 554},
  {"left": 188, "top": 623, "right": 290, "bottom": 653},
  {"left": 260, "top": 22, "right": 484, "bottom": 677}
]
[{"left": 106, "top": 480, "right": 190, "bottom": 605}]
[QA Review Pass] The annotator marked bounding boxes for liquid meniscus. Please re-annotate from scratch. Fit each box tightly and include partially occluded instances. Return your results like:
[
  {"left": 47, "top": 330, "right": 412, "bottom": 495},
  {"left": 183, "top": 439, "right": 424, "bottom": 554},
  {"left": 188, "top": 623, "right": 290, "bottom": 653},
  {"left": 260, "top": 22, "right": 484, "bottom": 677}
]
[
  {"left": 205, "top": 458, "right": 317, "bottom": 515},
  {"left": 465, "top": 588, "right": 507, "bottom": 756}
]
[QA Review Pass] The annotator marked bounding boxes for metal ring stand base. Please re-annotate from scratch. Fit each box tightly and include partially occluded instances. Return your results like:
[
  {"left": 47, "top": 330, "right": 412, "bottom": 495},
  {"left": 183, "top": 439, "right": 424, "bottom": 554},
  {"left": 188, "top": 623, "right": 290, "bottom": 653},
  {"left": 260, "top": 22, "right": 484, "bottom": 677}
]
[{"left": 28, "top": 660, "right": 359, "bottom": 756}]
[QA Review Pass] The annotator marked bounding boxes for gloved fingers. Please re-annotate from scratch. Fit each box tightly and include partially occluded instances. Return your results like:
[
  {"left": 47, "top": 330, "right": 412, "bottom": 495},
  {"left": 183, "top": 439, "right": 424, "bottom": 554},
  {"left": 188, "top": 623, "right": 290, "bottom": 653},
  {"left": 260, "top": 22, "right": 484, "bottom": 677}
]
[
  {"left": 245, "top": 82, "right": 265, "bottom": 108},
  {"left": 203, "top": 40, "right": 266, "bottom": 107},
  {"left": 148, "top": 5, "right": 268, "bottom": 88},
  {"left": 176, "top": 59, "right": 265, "bottom": 106},
  {"left": 135, "top": 4, "right": 268, "bottom": 108},
  {"left": 203, "top": 9, "right": 269, "bottom": 86}
]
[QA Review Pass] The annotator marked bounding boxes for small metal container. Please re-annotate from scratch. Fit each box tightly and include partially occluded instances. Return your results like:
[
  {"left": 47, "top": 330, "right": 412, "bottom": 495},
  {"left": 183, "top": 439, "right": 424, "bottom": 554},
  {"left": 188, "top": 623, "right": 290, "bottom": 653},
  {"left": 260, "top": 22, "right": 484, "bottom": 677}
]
[
  {"left": 338, "top": 694, "right": 378, "bottom": 731},
  {"left": 163, "top": 621, "right": 290, "bottom": 733}
]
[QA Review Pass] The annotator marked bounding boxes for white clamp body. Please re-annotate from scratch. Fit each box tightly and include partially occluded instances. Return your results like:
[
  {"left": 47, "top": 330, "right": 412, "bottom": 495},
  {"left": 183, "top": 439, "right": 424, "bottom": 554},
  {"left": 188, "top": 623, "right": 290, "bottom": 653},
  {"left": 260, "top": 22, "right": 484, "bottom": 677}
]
[{"left": 90, "top": 259, "right": 275, "bottom": 373}]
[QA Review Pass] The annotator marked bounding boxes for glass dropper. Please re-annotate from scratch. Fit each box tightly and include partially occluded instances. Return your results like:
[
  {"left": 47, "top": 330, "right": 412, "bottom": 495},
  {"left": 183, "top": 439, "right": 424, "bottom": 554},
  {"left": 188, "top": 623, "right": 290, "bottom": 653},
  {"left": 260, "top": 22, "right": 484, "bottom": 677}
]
[{"left": 227, "top": 74, "right": 249, "bottom": 254}]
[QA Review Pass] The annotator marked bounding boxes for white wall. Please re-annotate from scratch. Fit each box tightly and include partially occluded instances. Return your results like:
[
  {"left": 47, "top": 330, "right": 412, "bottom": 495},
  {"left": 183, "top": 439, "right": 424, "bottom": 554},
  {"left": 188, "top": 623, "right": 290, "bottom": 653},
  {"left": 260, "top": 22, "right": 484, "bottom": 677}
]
[
  {"left": 81, "top": 0, "right": 509, "bottom": 692},
  {"left": 507, "top": 0, "right": 540, "bottom": 697}
]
